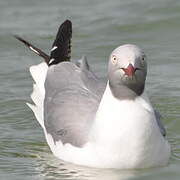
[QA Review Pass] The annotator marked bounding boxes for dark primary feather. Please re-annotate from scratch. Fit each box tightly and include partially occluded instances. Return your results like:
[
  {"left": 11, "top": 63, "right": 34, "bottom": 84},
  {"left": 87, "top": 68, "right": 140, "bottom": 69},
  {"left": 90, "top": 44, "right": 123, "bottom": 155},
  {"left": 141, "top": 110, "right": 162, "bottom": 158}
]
[
  {"left": 14, "top": 19, "right": 72, "bottom": 66},
  {"left": 14, "top": 35, "right": 50, "bottom": 64},
  {"left": 49, "top": 20, "right": 72, "bottom": 66}
]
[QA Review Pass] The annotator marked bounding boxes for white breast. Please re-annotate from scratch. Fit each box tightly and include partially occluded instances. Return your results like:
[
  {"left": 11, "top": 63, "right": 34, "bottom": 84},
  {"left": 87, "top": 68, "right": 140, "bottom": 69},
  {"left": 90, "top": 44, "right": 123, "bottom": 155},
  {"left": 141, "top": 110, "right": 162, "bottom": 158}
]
[{"left": 86, "top": 82, "right": 171, "bottom": 168}]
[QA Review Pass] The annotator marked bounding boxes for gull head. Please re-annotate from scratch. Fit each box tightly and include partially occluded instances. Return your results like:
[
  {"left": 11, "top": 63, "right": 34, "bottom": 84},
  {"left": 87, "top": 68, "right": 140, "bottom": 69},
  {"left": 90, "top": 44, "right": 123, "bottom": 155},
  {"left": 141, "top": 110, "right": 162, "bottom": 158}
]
[{"left": 108, "top": 44, "right": 147, "bottom": 99}]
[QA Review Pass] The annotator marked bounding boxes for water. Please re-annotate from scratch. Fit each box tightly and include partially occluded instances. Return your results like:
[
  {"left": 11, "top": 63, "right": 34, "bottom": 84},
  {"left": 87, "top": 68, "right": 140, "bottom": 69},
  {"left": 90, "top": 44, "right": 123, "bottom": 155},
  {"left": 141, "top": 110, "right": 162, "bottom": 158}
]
[{"left": 0, "top": 0, "right": 180, "bottom": 179}]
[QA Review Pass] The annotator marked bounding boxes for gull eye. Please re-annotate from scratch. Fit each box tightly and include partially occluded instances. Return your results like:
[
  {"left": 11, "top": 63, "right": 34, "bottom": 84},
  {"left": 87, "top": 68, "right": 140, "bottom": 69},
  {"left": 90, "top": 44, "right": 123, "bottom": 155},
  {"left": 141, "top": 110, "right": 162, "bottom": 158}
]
[
  {"left": 141, "top": 55, "right": 146, "bottom": 65},
  {"left": 111, "top": 55, "right": 117, "bottom": 64},
  {"left": 142, "top": 54, "right": 146, "bottom": 61}
]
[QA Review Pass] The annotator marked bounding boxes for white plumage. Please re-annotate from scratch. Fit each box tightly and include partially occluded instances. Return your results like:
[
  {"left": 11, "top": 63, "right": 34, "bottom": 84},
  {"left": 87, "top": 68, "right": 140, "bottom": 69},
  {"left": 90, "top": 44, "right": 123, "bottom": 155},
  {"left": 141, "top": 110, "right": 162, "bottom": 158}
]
[{"left": 27, "top": 62, "right": 47, "bottom": 129}]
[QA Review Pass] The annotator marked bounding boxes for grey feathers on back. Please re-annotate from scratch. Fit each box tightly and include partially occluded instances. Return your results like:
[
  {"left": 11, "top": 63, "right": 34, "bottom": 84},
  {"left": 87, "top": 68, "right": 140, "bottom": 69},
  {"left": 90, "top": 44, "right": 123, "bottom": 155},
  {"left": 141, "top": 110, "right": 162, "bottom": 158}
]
[{"left": 44, "top": 59, "right": 105, "bottom": 147}]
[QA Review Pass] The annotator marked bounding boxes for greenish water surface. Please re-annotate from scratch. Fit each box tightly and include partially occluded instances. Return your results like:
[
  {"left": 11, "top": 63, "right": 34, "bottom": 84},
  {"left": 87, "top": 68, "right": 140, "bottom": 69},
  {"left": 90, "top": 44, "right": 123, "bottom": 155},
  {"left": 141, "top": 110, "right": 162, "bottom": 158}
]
[{"left": 0, "top": 0, "right": 180, "bottom": 179}]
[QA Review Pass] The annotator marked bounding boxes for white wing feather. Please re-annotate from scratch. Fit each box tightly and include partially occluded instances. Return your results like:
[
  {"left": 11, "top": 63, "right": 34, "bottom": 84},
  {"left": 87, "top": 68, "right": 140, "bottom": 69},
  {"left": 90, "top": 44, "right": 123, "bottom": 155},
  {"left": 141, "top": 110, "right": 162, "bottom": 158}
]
[{"left": 27, "top": 62, "right": 48, "bottom": 129}]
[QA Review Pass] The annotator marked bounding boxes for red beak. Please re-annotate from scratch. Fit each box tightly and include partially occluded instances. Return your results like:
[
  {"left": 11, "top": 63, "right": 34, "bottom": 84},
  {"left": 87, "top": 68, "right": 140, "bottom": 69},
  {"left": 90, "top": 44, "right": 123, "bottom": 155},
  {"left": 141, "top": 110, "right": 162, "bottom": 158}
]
[{"left": 122, "top": 64, "right": 136, "bottom": 77}]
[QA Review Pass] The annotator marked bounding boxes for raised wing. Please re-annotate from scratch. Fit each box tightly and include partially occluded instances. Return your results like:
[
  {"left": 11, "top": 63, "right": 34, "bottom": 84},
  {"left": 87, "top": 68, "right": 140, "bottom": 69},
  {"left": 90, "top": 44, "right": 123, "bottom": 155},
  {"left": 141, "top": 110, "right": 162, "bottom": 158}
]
[{"left": 49, "top": 20, "right": 72, "bottom": 66}]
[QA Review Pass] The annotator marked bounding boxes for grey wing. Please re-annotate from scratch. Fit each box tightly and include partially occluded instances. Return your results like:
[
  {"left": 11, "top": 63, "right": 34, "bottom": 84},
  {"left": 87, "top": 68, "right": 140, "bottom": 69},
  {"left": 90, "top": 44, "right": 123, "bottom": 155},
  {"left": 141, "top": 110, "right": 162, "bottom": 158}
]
[
  {"left": 44, "top": 60, "right": 105, "bottom": 147},
  {"left": 76, "top": 56, "right": 106, "bottom": 99},
  {"left": 154, "top": 110, "right": 166, "bottom": 136}
]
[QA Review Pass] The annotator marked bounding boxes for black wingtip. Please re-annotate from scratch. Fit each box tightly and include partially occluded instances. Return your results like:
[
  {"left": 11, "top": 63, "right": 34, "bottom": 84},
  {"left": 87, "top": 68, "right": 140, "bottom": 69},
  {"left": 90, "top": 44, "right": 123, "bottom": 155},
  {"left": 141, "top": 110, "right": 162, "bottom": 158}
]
[
  {"left": 14, "top": 35, "right": 32, "bottom": 49},
  {"left": 64, "top": 19, "right": 72, "bottom": 26},
  {"left": 14, "top": 35, "right": 50, "bottom": 64},
  {"left": 49, "top": 19, "right": 72, "bottom": 66},
  {"left": 14, "top": 19, "right": 72, "bottom": 66}
]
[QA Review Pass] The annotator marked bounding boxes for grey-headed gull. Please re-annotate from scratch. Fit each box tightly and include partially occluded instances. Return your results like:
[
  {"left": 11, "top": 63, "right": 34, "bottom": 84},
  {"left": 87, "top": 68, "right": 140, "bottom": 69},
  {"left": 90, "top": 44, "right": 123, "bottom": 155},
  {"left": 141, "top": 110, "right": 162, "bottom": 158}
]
[{"left": 15, "top": 20, "right": 170, "bottom": 169}]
